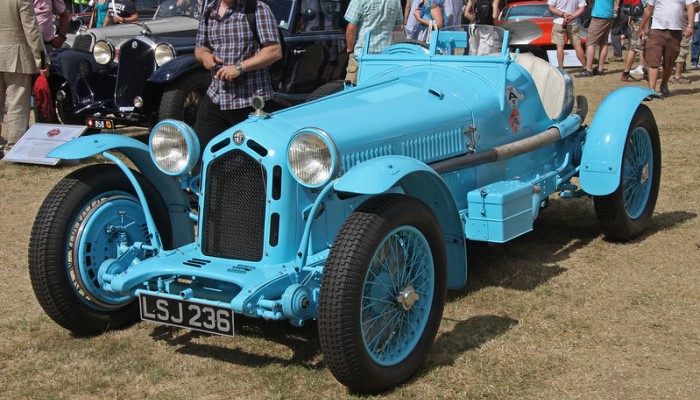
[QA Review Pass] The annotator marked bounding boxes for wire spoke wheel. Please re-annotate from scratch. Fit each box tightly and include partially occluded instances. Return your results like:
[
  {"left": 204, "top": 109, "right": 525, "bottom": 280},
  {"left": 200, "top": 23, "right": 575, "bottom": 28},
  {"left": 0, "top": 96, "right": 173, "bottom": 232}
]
[
  {"left": 594, "top": 104, "right": 661, "bottom": 241},
  {"left": 318, "top": 194, "right": 446, "bottom": 393},
  {"left": 621, "top": 128, "right": 653, "bottom": 219},
  {"left": 361, "top": 226, "right": 434, "bottom": 366}
]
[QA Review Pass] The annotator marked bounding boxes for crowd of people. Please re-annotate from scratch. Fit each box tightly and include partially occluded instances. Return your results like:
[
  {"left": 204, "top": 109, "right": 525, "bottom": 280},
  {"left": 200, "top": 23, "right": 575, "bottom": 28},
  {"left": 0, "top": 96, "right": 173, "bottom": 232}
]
[
  {"left": 548, "top": 0, "right": 697, "bottom": 98},
  {"left": 344, "top": 0, "right": 698, "bottom": 97},
  {"left": 2, "top": 0, "right": 700, "bottom": 159}
]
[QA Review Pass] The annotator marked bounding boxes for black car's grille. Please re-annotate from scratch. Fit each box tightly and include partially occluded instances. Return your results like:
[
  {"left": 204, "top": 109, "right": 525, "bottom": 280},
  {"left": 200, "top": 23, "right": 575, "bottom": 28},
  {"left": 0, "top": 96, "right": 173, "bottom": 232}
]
[
  {"left": 202, "top": 150, "right": 267, "bottom": 261},
  {"left": 115, "top": 38, "right": 156, "bottom": 108},
  {"left": 73, "top": 35, "right": 93, "bottom": 52}
]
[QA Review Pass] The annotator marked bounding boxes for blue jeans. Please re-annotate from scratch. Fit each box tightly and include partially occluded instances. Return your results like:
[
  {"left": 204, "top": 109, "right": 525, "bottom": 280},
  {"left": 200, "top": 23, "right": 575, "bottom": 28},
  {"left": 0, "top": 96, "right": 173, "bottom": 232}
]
[{"left": 692, "top": 21, "right": 700, "bottom": 65}]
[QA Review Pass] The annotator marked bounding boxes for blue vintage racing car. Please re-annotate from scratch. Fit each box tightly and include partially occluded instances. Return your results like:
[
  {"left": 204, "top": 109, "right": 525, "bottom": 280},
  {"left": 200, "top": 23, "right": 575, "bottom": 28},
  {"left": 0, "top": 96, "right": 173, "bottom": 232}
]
[{"left": 29, "top": 25, "right": 660, "bottom": 393}]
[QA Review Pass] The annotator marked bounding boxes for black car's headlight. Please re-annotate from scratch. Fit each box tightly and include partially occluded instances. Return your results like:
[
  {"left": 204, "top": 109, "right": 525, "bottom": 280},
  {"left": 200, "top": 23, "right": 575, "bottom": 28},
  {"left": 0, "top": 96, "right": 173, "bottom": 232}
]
[
  {"left": 154, "top": 43, "right": 176, "bottom": 67},
  {"left": 287, "top": 128, "right": 338, "bottom": 188},
  {"left": 93, "top": 40, "right": 115, "bottom": 65},
  {"left": 149, "top": 119, "right": 200, "bottom": 176}
]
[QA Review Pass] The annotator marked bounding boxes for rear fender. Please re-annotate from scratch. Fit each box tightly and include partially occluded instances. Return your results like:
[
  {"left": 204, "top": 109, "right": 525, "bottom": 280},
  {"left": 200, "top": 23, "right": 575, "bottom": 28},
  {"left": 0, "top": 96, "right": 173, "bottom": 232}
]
[
  {"left": 334, "top": 156, "right": 467, "bottom": 289},
  {"left": 148, "top": 54, "right": 203, "bottom": 85},
  {"left": 49, "top": 135, "right": 194, "bottom": 246},
  {"left": 579, "top": 86, "right": 655, "bottom": 196}
]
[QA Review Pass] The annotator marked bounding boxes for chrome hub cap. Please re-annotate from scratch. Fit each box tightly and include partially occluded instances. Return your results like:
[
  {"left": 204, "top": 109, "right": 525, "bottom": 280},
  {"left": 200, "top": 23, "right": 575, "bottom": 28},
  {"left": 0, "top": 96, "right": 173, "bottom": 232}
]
[{"left": 397, "top": 286, "right": 420, "bottom": 310}]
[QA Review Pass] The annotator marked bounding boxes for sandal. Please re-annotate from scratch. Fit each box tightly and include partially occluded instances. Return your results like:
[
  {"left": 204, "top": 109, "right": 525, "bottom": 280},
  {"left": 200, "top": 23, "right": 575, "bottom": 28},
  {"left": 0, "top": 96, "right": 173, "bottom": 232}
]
[
  {"left": 671, "top": 76, "right": 691, "bottom": 84},
  {"left": 620, "top": 73, "right": 637, "bottom": 82},
  {"left": 576, "top": 70, "right": 594, "bottom": 77}
]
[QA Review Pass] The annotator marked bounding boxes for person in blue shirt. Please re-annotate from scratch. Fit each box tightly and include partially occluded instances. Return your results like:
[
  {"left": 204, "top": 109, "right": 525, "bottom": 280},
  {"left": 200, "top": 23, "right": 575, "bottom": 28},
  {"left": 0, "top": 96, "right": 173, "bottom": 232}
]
[
  {"left": 89, "top": 0, "right": 109, "bottom": 28},
  {"left": 576, "top": 0, "right": 615, "bottom": 77}
]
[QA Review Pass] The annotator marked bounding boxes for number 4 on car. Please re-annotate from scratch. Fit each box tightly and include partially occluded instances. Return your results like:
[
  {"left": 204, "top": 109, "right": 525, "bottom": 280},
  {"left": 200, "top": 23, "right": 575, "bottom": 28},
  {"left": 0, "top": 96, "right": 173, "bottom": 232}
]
[{"left": 29, "top": 25, "right": 660, "bottom": 393}]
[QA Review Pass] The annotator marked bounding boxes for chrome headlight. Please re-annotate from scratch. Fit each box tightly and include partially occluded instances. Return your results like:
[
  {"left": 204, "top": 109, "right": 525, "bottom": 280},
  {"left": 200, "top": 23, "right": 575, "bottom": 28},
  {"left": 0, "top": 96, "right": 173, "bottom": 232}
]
[
  {"left": 154, "top": 43, "right": 175, "bottom": 67},
  {"left": 93, "top": 40, "right": 114, "bottom": 65},
  {"left": 149, "top": 119, "right": 200, "bottom": 176},
  {"left": 287, "top": 128, "right": 338, "bottom": 188}
]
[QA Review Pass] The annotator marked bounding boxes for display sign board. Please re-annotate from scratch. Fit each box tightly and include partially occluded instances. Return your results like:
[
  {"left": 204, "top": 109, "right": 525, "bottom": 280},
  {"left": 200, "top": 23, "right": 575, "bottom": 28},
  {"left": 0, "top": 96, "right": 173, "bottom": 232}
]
[
  {"left": 3, "top": 124, "right": 87, "bottom": 165},
  {"left": 546, "top": 49, "right": 584, "bottom": 68}
]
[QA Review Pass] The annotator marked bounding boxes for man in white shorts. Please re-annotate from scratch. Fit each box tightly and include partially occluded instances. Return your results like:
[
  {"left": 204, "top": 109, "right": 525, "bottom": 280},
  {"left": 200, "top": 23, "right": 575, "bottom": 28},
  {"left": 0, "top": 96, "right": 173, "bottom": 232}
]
[{"left": 548, "top": 0, "right": 588, "bottom": 68}]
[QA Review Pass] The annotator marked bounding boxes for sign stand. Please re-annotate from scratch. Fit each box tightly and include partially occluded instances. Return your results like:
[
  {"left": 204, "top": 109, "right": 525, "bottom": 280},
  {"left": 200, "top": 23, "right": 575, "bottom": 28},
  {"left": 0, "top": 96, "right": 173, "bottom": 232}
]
[
  {"left": 546, "top": 49, "right": 584, "bottom": 68},
  {"left": 3, "top": 124, "right": 87, "bottom": 166}
]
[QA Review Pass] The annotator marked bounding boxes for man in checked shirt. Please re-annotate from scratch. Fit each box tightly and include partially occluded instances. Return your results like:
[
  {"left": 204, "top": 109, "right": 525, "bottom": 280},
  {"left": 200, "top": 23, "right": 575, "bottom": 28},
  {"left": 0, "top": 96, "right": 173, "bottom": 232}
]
[{"left": 194, "top": 0, "right": 282, "bottom": 151}]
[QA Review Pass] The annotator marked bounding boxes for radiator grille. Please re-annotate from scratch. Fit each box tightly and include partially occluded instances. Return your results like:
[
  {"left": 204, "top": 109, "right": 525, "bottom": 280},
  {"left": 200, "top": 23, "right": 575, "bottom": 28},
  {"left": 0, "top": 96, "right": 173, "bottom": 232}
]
[
  {"left": 115, "top": 38, "right": 156, "bottom": 108},
  {"left": 73, "top": 35, "right": 93, "bottom": 52},
  {"left": 202, "top": 150, "right": 267, "bottom": 261}
]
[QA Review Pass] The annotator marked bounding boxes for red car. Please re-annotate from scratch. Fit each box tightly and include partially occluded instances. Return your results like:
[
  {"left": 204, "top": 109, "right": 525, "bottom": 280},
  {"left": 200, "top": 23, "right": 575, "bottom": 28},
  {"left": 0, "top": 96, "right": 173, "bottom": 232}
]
[{"left": 497, "top": 1, "right": 587, "bottom": 59}]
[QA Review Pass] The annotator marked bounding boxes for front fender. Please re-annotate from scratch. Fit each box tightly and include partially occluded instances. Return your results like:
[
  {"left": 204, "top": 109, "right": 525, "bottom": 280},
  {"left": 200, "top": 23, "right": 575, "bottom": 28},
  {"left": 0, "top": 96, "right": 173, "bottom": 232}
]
[
  {"left": 334, "top": 156, "right": 468, "bottom": 289},
  {"left": 579, "top": 86, "right": 655, "bottom": 196},
  {"left": 148, "top": 54, "right": 202, "bottom": 84},
  {"left": 48, "top": 134, "right": 148, "bottom": 159},
  {"left": 49, "top": 135, "right": 195, "bottom": 247}
]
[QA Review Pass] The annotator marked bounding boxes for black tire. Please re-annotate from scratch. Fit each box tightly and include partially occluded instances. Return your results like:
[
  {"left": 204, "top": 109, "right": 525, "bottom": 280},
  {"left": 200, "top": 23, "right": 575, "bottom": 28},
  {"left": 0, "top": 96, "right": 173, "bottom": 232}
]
[
  {"left": 318, "top": 194, "right": 447, "bottom": 393},
  {"left": 54, "top": 79, "right": 83, "bottom": 125},
  {"left": 305, "top": 80, "right": 345, "bottom": 103},
  {"left": 594, "top": 104, "right": 661, "bottom": 241},
  {"left": 158, "top": 70, "right": 210, "bottom": 126},
  {"left": 28, "top": 164, "right": 173, "bottom": 336}
]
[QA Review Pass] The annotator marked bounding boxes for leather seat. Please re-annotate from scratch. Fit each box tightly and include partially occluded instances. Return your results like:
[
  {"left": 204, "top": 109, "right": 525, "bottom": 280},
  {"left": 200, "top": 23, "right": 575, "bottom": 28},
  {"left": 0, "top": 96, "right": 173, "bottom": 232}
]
[{"left": 514, "top": 53, "right": 572, "bottom": 121}]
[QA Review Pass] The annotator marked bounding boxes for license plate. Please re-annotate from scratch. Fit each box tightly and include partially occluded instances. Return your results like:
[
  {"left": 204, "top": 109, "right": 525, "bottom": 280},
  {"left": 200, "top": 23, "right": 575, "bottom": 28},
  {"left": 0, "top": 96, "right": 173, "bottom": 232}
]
[
  {"left": 86, "top": 117, "right": 114, "bottom": 130},
  {"left": 139, "top": 293, "right": 235, "bottom": 336}
]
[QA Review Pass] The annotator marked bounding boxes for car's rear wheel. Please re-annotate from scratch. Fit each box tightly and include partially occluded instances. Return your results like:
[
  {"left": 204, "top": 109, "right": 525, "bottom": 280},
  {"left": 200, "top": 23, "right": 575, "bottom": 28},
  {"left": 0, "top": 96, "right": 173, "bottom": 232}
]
[
  {"left": 159, "top": 70, "right": 210, "bottom": 127},
  {"left": 318, "top": 194, "right": 447, "bottom": 393},
  {"left": 594, "top": 104, "right": 660, "bottom": 241},
  {"left": 29, "top": 164, "right": 173, "bottom": 336}
]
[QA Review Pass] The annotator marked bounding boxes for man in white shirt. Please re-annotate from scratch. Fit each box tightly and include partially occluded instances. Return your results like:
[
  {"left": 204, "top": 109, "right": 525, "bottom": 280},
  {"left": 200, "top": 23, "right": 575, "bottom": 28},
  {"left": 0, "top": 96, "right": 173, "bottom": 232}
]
[
  {"left": 638, "top": 0, "right": 696, "bottom": 97},
  {"left": 547, "top": 0, "right": 588, "bottom": 68}
]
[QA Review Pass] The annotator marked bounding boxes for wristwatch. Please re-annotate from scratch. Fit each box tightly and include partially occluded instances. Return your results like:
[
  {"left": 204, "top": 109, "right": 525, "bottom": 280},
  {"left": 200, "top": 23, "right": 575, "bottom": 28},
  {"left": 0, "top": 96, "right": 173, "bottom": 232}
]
[{"left": 235, "top": 63, "right": 245, "bottom": 75}]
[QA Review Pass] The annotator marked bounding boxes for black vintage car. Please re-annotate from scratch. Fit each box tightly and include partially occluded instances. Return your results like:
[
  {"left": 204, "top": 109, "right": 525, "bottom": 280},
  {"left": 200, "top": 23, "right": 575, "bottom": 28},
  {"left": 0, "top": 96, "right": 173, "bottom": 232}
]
[{"left": 50, "top": 0, "right": 350, "bottom": 129}]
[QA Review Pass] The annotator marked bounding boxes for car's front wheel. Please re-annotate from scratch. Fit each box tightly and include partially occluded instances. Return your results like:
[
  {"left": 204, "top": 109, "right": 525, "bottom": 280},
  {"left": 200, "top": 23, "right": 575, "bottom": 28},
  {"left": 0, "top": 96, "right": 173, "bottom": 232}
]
[
  {"left": 158, "top": 70, "right": 210, "bottom": 127},
  {"left": 53, "top": 79, "right": 82, "bottom": 125},
  {"left": 594, "top": 104, "right": 661, "bottom": 241},
  {"left": 318, "top": 194, "right": 447, "bottom": 393},
  {"left": 28, "top": 164, "right": 173, "bottom": 336}
]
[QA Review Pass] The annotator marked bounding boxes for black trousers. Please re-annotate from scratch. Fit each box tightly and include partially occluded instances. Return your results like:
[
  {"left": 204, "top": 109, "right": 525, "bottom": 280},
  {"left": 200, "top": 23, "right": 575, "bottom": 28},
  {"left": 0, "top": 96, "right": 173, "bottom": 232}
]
[{"left": 193, "top": 95, "right": 254, "bottom": 157}]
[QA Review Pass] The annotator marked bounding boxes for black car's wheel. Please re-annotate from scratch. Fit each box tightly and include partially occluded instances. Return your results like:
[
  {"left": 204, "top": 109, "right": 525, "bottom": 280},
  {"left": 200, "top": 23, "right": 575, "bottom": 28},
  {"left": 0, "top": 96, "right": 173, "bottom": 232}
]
[
  {"left": 318, "top": 194, "right": 447, "bottom": 393},
  {"left": 54, "top": 79, "right": 82, "bottom": 125},
  {"left": 28, "top": 164, "right": 173, "bottom": 336},
  {"left": 594, "top": 104, "right": 661, "bottom": 241},
  {"left": 158, "top": 70, "right": 210, "bottom": 126},
  {"left": 305, "top": 80, "right": 344, "bottom": 102}
]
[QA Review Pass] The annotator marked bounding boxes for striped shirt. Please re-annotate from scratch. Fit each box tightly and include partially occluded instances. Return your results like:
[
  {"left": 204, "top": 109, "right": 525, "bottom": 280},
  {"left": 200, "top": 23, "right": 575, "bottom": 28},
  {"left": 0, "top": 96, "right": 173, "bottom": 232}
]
[{"left": 196, "top": 0, "right": 281, "bottom": 110}]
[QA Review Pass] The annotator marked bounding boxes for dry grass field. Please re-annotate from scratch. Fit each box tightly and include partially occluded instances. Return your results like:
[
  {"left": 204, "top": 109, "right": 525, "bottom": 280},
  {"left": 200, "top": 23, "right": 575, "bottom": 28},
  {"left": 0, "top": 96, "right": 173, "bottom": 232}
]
[{"left": 1, "top": 58, "right": 698, "bottom": 400}]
